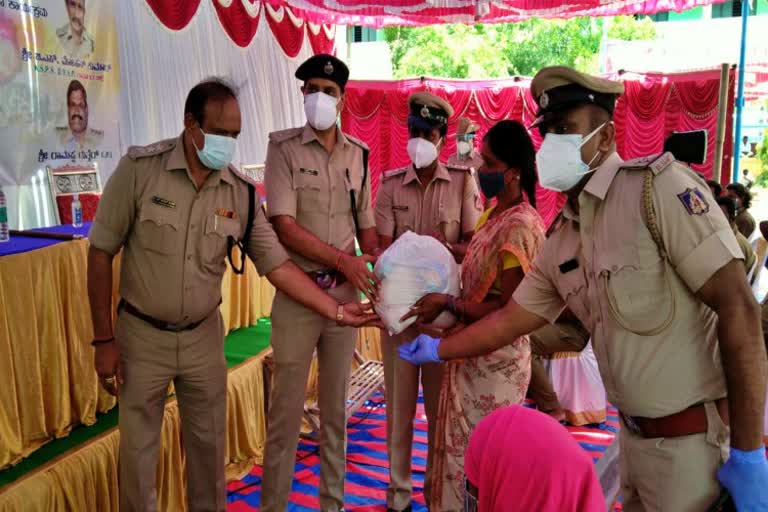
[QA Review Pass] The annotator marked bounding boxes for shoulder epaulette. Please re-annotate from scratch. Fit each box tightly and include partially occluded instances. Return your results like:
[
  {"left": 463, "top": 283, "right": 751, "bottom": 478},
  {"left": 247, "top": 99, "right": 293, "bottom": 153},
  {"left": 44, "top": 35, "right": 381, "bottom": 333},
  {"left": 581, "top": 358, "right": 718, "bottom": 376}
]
[
  {"left": 446, "top": 163, "right": 474, "bottom": 173},
  {"left": 345, "top": 134, "right": 370, "bottom": 151},
  {"left": 56, "top": 25, "right": 67, "bottom": 38},
  {"left": 268, "top": 127, "right": 303, "bottom": 144},
  {"left": 127, "top": 138, "right": 176, "bottom": 160},
  {"left": 229, "top": 165, "right": 258, "bottom": 187},
  {"left": 620, "top": 152, "right": 675, "bottom": 176},
  {"left": 55, "top": 126, "right": 68, "bottom": 132},
  {"left": 382, "top": 168, "right": 408, "bottom": 181},
  {"left": 89, "top": 128, "right": 104, "bottom": 136}
]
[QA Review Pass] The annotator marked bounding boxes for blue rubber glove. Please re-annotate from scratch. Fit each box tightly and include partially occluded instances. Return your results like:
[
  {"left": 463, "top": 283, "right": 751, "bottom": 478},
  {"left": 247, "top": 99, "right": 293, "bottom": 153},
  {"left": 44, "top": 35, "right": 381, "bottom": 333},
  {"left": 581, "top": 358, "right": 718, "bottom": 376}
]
[
  {"left": 717, "top": 447, "right": 768, "bottom": 511},
  {"left": 398, "top": 334, "right": 443, "bottom": 365}
]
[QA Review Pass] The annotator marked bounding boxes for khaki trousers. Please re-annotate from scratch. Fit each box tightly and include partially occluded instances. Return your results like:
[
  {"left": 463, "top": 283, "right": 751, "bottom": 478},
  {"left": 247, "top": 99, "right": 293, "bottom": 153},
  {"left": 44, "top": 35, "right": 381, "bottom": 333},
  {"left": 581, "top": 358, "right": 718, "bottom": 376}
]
[
  {"left": 620, "top": 402, "right": 729, "bottom": 512},
  {"left": 528, "top": 322, "right": 589, "bottom": 412},
  {"left": 260, "top": 282, "right": 358, "bottom": 512},
  {"left": 382, "top": 328, "right": 443, "bottom": 511},
  {"left": 117, "top": 310, "right": 227, "bottom": 512}
]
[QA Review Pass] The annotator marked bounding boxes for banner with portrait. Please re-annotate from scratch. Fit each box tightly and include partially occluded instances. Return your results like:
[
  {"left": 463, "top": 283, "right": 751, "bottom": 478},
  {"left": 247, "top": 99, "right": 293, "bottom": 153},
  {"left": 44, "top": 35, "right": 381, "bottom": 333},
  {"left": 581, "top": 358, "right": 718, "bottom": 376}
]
[{"left": 0, "top": 0, "right": 120, "bottom": 229}]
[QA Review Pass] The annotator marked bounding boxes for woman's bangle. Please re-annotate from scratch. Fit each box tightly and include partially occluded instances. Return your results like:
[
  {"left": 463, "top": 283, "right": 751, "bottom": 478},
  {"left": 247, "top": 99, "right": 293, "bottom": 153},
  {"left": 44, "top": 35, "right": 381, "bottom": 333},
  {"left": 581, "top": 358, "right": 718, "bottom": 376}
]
[{"left": 91, "top": 337, "right": 115, "bottom": 347}]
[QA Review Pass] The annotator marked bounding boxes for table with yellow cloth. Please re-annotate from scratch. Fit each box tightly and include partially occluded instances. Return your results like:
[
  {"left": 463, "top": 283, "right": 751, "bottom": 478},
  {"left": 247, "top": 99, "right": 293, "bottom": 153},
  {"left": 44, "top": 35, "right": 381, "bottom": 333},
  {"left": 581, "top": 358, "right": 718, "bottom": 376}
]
[{"left": 0, "top": 239, "right": 381, "bottom": 511}]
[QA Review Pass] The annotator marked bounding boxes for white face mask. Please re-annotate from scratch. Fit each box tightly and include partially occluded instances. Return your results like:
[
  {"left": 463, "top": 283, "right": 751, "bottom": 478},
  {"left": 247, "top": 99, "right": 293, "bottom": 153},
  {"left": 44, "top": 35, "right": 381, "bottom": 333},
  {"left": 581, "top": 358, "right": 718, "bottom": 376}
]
[
  {"left": 407, "top": 137, "right": 440, "bottom": 169},
  {"left": 304, "top": 92, "right": 339, "bottom": 131},
  {"left": 536, "top": 123, "right": 606, "bottom": 193},
  {"left": 457, "top": 140, "right": 472, "bottom": 156}
]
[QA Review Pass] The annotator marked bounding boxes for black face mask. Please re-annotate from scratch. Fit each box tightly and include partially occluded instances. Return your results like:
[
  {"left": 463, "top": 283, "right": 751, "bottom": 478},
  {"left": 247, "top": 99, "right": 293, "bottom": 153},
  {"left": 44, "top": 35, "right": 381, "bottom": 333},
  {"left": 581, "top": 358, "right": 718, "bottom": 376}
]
[{"left": 478, "top": 171, "right": 505, "bottom": 198}]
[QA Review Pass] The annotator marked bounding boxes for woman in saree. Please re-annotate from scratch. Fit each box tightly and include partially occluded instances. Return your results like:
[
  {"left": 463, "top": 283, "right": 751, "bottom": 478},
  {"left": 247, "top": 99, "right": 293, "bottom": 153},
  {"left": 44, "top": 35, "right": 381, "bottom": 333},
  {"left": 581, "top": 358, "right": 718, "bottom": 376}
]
[{"left": 401, "top": 120, "right": 546, "bottom": 511}]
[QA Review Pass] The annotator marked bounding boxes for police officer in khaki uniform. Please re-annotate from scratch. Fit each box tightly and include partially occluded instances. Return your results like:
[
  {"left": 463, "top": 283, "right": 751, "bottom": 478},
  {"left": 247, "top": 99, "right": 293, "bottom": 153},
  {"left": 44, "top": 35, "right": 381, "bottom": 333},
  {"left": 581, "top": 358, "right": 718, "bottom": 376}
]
[
  {"left": 56, "top": 80, "right": 103, "bottom": 152},
  {"left": 88, "top": 79, "right": 376, "bottom": 512},
  {"left": 57, "top": 0, "right": 95, "bottom": 59},
  {"left": 375, "top": 92, "right": 481, "bottom": 512},
  {"left": 261, "top": 55, "right": 380, "bottom": 512},
  {"left": 401, "top": 67, "right": 768, "bottom": 511},
  {"left": 446, "top": 117, "right": 483, "bottom": 173}
]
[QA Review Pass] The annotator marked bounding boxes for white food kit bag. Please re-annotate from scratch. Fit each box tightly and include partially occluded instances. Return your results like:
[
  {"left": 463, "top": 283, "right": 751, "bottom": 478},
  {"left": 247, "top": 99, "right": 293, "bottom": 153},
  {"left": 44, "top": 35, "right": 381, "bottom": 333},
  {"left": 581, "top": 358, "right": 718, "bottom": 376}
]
[{"left": 374, "top": 231, "right": 460, "bottom": 335}]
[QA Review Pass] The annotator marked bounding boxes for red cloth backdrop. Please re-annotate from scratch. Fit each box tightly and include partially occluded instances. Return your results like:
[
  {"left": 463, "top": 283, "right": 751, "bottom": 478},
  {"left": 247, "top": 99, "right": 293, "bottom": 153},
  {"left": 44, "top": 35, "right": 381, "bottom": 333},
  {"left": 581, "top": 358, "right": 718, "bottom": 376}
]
[
  {"left": 144, "top": 0, "right": 336, "bottom": 53},
  {"left": 341, "top": 68, "right": 735, "bottom": 227},
  {"left": 274, "top": 0, "right": 725, "bottom": 27}
]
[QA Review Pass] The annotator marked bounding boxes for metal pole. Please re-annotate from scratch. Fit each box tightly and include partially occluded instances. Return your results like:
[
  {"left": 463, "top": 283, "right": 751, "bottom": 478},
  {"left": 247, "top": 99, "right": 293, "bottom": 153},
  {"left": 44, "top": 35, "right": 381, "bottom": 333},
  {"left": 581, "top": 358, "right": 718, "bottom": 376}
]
[
  {"left": 733, "top": 0, "right": 750, "bottom": 183},
  {"left": 713, "top": 63, "right": 730, "bottom": 183}
]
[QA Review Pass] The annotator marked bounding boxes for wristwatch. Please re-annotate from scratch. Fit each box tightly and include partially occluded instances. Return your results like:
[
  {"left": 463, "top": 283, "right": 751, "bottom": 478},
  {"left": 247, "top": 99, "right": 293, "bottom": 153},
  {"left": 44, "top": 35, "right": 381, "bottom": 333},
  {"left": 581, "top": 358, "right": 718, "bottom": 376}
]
[{"left": 336, "top": 303, "right": 345, "bottom": 325}]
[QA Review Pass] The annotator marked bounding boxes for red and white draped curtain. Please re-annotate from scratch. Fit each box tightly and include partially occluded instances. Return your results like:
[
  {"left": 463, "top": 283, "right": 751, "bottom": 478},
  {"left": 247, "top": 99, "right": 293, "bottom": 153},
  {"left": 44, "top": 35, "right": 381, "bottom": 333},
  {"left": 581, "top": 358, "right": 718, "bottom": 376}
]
[
  {"left": 143, "top": 0, "right": 336, "bottom": 54},
  {"left": 275, "top": 0, "right": 725, "bottom": 27},
  {"left": 342, "top": 68, "right": 735, "bottom": 227}
]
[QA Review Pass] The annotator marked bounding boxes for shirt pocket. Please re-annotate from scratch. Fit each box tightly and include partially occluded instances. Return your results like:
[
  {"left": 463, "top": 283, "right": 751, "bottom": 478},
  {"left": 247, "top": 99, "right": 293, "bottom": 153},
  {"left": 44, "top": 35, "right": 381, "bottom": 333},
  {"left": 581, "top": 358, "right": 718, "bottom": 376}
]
[
  {"left": 135, "top": 203, "right": 180, "bottom": 255},
  {"left": 438, "top": 204, "right": 461, "bottom": 243},
  {"left": 393, "top": 207, "right": 415, "bottom": 238},
  {"left": 294, "top": 170, "right": 325, "bottom": 213},
  {"left": 599, "top": 249, "right": 673, "bottom": 335},
  {"left": 202, "top": 214, "right": 241, "bottom": 269}
]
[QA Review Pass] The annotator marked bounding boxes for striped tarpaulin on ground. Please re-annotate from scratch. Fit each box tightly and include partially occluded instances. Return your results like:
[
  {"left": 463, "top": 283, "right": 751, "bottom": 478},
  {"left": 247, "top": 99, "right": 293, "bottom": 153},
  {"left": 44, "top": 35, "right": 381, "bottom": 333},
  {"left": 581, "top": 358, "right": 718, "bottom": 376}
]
[{"left": 226, "top": 395, "right": 621, "bottom": 511}]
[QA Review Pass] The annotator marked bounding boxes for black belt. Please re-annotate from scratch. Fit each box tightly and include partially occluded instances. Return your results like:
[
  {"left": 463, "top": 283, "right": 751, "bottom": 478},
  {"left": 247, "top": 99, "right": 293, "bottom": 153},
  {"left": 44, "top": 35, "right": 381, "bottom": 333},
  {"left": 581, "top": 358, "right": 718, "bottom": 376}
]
[{"left": 119, "top": 300, "right": 207, "bottom": 333}]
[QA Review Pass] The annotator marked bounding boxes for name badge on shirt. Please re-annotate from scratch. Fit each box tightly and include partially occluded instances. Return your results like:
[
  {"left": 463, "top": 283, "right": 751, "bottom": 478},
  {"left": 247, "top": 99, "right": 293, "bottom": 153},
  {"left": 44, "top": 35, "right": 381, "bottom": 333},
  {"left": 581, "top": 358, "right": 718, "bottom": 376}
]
[
  {"left": 299, "top": 168, "right": 319, "bottom": 176},
  {"left": 151, "top": 196, "right": 176, "bottom": 209},
  {"left": 558, "top": 259, "right": 579, "bottom": 274}
]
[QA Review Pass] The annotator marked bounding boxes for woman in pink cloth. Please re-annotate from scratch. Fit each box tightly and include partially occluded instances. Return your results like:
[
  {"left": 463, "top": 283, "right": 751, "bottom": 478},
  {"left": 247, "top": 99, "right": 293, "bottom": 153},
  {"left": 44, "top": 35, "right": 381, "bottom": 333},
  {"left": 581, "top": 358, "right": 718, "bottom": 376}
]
[{"left": 465, "top": 405, "right": 605, "bottom": 512}]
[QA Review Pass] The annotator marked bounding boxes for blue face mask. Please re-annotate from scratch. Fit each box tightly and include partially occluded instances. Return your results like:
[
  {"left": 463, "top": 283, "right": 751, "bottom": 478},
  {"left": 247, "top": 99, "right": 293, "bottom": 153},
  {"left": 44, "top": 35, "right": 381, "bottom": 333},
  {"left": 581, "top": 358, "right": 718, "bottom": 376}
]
[
  {"left": 193, "top": 127, "right": 236, "bottom": 170},
  {"left": 478, "top": 171, "right": 506, "bottom": 198}
]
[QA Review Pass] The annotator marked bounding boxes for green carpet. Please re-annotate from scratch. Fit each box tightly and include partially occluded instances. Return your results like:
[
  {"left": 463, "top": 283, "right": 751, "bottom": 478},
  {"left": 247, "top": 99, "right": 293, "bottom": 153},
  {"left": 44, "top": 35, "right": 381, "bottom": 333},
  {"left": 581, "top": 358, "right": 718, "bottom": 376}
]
[{"left": 0, "top": 321, "right": 272, "bottom": 489}]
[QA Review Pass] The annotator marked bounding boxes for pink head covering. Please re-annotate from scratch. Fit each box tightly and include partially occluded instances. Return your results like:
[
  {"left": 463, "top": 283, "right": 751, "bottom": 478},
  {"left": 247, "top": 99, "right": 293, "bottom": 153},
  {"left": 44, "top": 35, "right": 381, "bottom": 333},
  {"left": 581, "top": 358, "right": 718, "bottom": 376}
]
[{"left": 465, "top": 405, "right": 605, "bottom": 512}]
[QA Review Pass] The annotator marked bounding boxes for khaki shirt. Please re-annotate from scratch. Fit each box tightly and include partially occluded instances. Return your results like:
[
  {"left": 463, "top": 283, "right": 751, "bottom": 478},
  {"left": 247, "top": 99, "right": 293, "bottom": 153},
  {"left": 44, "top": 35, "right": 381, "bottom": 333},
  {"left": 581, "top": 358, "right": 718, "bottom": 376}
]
[
  {"left": 264, "top": 124, "right": 374, "bottom": 272},
  {"left": 89, "top": 136, "right": 289, "bottom": 325},
  {"left": 514, "top": 152, "right": 742, "bottom": 417},
  {"left": 56, "top": 24, "right": 94, "bottom": 60},
  {"left": 57, "top": 127, "right": 104, "bottom": 151},
  {"left": 375, "top": 163, "right": 482, "bottom": 242},
  {"left": 734, "top": 226, "right": 756, "bottom": 274}
]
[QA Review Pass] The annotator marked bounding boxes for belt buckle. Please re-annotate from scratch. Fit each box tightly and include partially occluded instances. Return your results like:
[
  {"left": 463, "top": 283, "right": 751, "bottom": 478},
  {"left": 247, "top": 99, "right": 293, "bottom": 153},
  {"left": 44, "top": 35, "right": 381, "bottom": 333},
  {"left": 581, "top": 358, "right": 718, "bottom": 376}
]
[
  {"left": 315, "top": 271, "right": 336, "bottom": 290},
  {"left": 620, "top": 412, "right": 644, "bottom": 437}
]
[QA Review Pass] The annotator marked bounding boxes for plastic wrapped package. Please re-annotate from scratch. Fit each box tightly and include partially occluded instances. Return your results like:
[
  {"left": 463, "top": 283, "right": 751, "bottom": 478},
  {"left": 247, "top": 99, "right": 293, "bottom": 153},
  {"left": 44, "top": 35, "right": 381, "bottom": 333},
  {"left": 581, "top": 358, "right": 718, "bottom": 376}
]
[{"left": 374, "top": 231, "right": 460, "bottom": 335}]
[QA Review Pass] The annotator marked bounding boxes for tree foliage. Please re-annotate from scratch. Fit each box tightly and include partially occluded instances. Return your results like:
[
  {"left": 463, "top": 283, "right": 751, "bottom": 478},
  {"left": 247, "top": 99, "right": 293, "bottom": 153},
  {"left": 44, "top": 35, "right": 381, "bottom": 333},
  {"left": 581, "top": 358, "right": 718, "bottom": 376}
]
[{"left": 384, "top": 16, "right": 657, "bottom": 79}]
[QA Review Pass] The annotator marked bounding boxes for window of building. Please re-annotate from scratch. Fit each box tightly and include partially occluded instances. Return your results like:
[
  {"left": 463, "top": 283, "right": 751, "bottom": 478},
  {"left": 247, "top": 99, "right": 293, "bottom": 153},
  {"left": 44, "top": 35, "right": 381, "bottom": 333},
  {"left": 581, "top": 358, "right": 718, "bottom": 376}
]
[
  {"left": 712, "top": 0, "right": 757, "bottom": 18},
  {"left": 350, "top": 26, "right": 382, "bottom": 43}
]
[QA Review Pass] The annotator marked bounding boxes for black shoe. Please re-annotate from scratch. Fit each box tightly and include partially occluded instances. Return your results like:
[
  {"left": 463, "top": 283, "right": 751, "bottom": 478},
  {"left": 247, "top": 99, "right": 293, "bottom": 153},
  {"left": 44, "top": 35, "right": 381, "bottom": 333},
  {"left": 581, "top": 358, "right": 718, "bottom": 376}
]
[{"left": 387, "top": 507, "right": 412, "bottom": 512}]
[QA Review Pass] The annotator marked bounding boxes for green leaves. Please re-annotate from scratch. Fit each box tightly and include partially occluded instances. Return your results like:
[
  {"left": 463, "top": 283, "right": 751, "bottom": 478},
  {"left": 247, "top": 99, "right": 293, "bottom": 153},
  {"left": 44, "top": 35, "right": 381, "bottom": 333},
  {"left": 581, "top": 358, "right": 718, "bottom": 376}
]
[{"left": 384, "top": 16, "right": 657, "bottom": 79}]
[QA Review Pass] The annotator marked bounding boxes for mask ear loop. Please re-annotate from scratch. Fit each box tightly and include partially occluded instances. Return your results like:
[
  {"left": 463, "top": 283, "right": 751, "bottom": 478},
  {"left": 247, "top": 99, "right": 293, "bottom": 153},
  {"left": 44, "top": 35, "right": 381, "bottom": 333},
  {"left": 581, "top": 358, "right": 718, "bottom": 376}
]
[{"left": 580, "top": 122, "right": 607, "bottom": 171}]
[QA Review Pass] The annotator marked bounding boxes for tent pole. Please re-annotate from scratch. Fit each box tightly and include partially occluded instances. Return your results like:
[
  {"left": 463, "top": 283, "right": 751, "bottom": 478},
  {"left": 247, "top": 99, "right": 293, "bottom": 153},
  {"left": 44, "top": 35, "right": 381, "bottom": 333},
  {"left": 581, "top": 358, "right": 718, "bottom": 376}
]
[
  {"left": 713, "top": 63, "right": 730, "bottom": 183},
  {"left": 733, "top": 0, "right": 750, "bottom": 183}
]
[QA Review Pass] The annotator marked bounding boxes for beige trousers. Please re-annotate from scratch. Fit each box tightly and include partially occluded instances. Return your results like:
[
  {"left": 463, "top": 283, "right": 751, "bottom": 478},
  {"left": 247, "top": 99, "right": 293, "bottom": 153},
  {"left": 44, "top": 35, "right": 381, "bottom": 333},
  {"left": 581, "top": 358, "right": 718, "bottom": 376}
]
[
  {"left": 260, "top": 282, "right": 359, "bottom": 512},
  {"left": 528, "top": 322, "right": 589, "bottom": 412},
  {"left": 117, "top": 310, "right": 227, "bottom": 512},
  {"left": 382, "top": 328, "right": 443, "bottom": 511},
  {"left": 620, "top": 402, "right": 729, "bottom": 512}
]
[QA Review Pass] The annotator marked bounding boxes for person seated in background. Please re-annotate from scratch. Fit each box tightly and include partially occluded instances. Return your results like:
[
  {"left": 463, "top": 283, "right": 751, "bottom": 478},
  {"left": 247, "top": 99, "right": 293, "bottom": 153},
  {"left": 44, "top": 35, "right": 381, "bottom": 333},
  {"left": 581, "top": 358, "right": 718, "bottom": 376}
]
[
  {"left": 528, "top": 311, "right": 590, "bottom": 422},
  {"left": 742, "top": 169, "right": 755, "bottom": 190},
  {"left": 726, "top": 182, "right": 756, "bottom": 238},
  {"left": 706, "top": 179, "right": 722, "bottom": 198},
  {"left": 401, "top": 120, "right": 546, "bottom": 511},
  {"left": 717, "top": 196, "right": 756, "bottom": 276},
  {"left": 464, "top": 405, "right": 605, "bottom": 512}
]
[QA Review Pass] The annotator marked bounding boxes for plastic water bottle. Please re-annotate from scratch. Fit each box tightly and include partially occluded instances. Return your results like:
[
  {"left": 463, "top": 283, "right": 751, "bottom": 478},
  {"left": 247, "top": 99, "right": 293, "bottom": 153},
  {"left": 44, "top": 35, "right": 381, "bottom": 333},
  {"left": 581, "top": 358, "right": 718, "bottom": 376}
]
[
  {"left": 0, "top": 185, "right": 8, "bottom": 242},
  {"left": 71, "top": 193, "right": 83, "bottom": 228}
]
